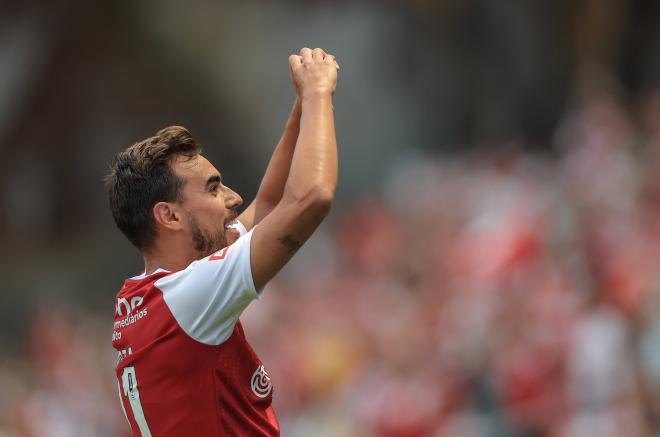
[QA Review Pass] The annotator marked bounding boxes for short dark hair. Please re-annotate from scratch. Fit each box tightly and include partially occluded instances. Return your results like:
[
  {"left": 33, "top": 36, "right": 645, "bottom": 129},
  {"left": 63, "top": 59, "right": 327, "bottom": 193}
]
[{"left": 105, "top": 126, "right": 201, "bottom": 251}]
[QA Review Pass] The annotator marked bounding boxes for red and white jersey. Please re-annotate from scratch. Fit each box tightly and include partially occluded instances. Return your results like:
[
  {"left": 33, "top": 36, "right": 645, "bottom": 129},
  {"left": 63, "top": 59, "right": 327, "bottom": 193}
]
[{"left": 112, "top": 224, "right": 279, "bottom": 436}]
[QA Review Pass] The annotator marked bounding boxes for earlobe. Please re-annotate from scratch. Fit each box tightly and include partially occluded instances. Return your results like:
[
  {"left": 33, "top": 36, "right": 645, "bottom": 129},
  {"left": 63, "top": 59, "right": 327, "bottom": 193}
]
[{"left": 153, "top": 202, "right": 181, "bottom": 231}]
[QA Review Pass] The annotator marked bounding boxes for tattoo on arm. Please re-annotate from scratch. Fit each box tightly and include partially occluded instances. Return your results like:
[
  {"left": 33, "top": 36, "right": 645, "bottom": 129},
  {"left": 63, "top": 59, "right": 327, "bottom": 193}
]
[{"left": 278, "top": 235, "right": 302, "bottom": 253}]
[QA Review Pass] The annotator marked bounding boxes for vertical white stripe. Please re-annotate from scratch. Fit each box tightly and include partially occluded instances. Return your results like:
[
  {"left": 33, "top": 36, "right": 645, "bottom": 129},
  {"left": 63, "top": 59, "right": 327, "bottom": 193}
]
[
  {"left": 122, "top": 366, "right": 153, "bottom": 437},
  {"left": 117, "top": 381, "right": 130, "bottom": 427}
]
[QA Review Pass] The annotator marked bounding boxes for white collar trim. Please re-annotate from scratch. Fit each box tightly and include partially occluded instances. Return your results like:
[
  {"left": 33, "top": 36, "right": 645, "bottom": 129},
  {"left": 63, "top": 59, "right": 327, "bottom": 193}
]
[{"left": 129, "top": 268, "right": 170, "bottom": 280}]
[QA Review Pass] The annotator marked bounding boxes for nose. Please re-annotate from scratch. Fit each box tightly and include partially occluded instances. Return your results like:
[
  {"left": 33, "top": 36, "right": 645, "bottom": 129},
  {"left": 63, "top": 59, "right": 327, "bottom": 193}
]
[{"left": 224, "top": 185, "right": 243, "bottom": 209}]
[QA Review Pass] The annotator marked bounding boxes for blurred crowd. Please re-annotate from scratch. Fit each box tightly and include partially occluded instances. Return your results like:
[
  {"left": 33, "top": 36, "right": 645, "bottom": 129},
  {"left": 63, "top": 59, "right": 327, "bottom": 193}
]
[
  {"left": 3, "top": 87, "right": 660, "bottom": 436},
  {"left": 3, "top": 0, "right": 660, "bottom": 436},
  {"left": 247, "top": 87, "right": 660, "bottom": 437}
]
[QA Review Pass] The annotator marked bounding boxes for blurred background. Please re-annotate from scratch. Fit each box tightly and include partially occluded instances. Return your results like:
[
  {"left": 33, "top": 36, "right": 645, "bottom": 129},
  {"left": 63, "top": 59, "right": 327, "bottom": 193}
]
[{"left": 2, "top": 0, "right": 660, "bottom": 436}]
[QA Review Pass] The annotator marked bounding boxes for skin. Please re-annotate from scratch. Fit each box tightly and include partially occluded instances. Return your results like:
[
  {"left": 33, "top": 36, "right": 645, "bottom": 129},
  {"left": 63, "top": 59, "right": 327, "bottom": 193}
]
[
  {"left": 142, "top": 47, "right": 339, "bottom": 291},
  {"left": 144, "top": 154, "right": 243, "bottom": 273}
]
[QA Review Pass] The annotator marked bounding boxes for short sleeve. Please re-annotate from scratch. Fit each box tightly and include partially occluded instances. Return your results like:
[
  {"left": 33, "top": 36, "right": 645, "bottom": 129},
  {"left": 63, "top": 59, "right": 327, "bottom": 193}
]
[{"left": 154, "top": 228, "right": 260, "bottom": 345}]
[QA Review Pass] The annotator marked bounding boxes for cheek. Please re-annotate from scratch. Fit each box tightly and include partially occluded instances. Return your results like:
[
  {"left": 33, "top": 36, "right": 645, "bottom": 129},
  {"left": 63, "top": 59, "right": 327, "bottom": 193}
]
[
  {"left": 185, "top": 202, "right": 223, "bottom": 229},
  {"left": 200, "top": 201, "right": 227, "bottom": 225},
  {"left": 197, "top": 196, "right": 225, "bottom": 214}
]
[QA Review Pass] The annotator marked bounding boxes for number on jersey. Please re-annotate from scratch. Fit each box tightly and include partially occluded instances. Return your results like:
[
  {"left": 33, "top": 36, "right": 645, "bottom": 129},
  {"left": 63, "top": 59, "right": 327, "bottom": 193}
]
[{"left": 120, "top": 366, "right": 153, "bottom": 437}]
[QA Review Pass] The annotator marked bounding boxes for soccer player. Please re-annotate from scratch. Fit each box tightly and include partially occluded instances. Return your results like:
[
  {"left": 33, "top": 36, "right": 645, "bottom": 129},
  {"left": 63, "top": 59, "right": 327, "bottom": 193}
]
[{"left": 105, "top": 47, "right": 339, "bottom": 436}]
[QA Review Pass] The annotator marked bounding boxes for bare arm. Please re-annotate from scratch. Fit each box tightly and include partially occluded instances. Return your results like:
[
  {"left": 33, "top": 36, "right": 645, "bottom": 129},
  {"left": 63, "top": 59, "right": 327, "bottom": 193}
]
[
  {"left": 238, "top": 98, "right": 301, "bottom": 230},
  {"left": 250, "top": 47, "right": 339, "bottom": 290}
]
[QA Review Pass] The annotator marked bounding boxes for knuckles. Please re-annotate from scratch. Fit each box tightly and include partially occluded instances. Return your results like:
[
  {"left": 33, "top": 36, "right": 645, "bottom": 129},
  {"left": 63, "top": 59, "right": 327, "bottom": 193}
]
[{"left": 290, "top": 48, "right": 339, "bottom": 89}]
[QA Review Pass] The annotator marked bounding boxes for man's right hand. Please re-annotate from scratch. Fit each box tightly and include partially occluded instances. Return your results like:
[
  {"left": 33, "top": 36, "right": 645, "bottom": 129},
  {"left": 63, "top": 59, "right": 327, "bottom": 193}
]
[{"left": 289, "top": 47, "right": 339, "bottom": 98}]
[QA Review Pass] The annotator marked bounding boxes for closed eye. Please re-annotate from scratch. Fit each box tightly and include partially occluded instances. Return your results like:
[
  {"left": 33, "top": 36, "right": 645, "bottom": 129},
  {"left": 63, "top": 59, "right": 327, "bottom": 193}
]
[{"left": 205, "top": 174, "right": 222, "bottom": 193}]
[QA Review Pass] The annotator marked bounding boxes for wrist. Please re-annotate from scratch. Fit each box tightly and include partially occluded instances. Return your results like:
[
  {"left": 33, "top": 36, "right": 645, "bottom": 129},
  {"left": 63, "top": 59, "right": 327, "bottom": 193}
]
[
  {"left": 301, "top": 88, "right": 334, "bottom": 102},
  {"left": 292, "top": 97, "right": 302, "bottom": 115}
]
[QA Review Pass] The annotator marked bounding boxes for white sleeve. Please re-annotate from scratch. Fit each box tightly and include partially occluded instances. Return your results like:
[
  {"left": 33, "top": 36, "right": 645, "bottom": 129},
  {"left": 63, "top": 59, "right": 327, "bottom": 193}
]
[{"left": 154, "top": 226, "right": 260, "bottom": 345}]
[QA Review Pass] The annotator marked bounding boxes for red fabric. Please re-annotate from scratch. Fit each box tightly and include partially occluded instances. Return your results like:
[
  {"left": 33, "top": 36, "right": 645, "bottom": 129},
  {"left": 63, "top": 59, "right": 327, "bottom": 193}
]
[{"left": 112, "top": 273, "right": 279, "bottom": 436}]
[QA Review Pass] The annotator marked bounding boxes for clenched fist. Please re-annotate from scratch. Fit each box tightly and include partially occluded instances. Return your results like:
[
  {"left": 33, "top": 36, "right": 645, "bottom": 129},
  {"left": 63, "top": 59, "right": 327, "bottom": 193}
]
[{"left": 289, "top": 47, "right": 339, "bottom": 98}]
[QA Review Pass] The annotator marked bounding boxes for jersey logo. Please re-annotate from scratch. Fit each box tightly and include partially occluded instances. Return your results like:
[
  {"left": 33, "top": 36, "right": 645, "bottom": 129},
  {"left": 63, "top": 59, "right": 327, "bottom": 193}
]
[
  {"left": 209, "top": 246, "right": 229, "bottom": 261},
  {"left": 116, "top": 295, "right": 144, "bottom": 317},
  {"left": 251, "top": 365, "right": 272, "bottom": 398}
]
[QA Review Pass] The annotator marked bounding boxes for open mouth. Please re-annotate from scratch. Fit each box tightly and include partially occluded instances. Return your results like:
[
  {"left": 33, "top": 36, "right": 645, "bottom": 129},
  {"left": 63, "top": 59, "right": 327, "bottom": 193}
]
[
  {"left": 224, "top": 218, "right": 238, "bottom": 230},
  {"left": 224, "top": 218, "right": 241, "bottom": 242}
]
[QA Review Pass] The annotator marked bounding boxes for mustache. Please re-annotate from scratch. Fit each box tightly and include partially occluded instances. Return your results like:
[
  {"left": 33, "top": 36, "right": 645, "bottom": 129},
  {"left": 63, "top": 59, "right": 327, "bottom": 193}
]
[{"left": 225, "top": 209, "right": 239, "bottom": 224}]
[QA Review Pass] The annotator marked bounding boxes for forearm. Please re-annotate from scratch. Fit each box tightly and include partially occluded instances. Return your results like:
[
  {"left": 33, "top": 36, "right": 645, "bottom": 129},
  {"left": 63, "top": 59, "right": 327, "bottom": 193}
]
[
  {"left": 245, "top": 48, "right": 338, "bottom": 290},
  {"left": 284, "top": 91, "right": 337, "bottom": 199},
  {"left": 239, "top": 99, "right": 301, "bottom": 229},
  {"left": 254, "top": 98, "right": 301, "bottom": 207}
]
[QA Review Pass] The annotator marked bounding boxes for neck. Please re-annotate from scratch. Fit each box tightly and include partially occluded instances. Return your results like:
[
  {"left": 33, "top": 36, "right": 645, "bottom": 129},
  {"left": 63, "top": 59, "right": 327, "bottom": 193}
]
[
  {"left": 142, "top": 240, "right": 198, "bottom": 275},
  {"left": 143, "top": 256, "right": 189, "bottom": 275}
]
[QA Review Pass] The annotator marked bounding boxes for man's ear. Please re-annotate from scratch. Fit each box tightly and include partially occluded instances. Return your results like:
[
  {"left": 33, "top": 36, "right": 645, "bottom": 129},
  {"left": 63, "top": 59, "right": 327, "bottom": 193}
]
[{"left": 153, "top": 202, "right": 183, "bottom": 231}]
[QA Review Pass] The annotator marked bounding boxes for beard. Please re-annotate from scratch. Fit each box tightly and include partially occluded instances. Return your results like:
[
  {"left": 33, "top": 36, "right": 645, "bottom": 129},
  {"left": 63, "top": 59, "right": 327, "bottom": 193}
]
[{"left": 189, "top": 216, "right": 228, "bottom": 257}]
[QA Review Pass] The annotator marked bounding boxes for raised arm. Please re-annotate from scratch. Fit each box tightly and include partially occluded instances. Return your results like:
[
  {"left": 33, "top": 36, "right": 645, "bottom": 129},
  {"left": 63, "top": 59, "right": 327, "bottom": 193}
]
[
  {"left": 250, "top": 47, "right": 339, "bottom": 290},
  {"left": 237, "top": 98, "right": 301, "bottom": 230}
]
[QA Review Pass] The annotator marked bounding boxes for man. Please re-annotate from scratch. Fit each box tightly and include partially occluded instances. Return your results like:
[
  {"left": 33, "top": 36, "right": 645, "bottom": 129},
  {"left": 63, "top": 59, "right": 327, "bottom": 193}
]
[{"left": 106, "top": 47, "right": 339, "bottom": 436}]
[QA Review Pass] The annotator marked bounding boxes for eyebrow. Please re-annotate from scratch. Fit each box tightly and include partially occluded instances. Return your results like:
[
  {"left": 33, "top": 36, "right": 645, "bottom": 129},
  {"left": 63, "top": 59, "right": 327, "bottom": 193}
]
[{"left": 205, "top": 174, "right": 222, "bottom": 189}]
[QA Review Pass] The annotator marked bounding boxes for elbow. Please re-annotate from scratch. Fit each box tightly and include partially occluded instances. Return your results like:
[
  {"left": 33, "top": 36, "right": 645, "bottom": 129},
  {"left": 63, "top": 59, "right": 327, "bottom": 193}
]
[
  {"left": 305, "top": 185, "right": 334, "bottom": 216},
  {"left": 288, "top": 184, "right": 334, "bottom": 218}
]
